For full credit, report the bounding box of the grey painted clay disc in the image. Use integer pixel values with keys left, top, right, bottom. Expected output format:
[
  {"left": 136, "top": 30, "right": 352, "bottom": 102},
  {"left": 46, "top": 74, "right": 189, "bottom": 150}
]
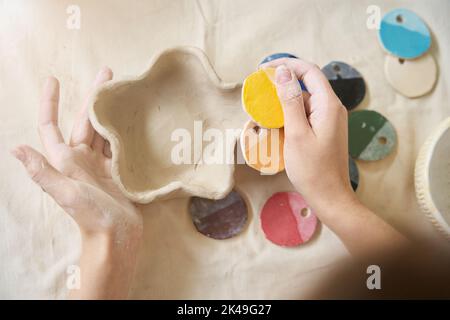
[
  {"left": 322, "top": 61, "right": 366, "bottom": 111},
  {"left": 384, "top": 53, "right": 437, "bottom": 98},
  {"left": 189, "top": 190, "right": 248, "bottom": 240},
  {"left": 349, "top": 157, "right": 359, "bottom": 191},
  {"left": 348, "top": 110, "right": 397, "bottom": 161}
]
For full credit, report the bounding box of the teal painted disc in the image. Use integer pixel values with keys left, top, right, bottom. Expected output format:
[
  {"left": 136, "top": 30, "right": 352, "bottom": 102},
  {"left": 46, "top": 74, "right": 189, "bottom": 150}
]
[
  {"left": 379, "top": 8, "right": 431, "bottom": 59},
  {"left": 348, "top": 110, "right": 397, "bottom": 161}
]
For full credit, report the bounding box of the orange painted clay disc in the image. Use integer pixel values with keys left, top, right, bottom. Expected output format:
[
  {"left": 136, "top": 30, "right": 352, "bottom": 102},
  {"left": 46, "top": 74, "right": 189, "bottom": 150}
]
[
  {"left": 242, "top": 68, "right": 284, "bottom": 129},
  {"left": 240, "top": 120, "right": 285, "bottom": 175}
]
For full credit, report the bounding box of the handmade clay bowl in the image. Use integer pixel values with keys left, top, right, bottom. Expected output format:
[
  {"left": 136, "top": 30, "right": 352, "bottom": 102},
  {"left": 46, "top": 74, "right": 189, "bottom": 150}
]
[
  {"left": 415, "top": 117, "right": 450, "bottom": 240},
  {"left": 88, "top": 47, "right": 246, "bottom": 203}
]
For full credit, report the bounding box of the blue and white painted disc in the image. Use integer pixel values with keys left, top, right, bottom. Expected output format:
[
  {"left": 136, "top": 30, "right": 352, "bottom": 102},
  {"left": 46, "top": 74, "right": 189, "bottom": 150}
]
[{"left": 379, "top": 8, "right": 431, "bottom": 59}]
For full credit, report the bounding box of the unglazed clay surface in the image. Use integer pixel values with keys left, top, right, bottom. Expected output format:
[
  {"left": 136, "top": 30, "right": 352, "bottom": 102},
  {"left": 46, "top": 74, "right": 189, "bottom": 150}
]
[
  {"left": 89, "top": 47, "right": 247, "bottom": 203},
  {"left": 415, "top": 117, "right": 450, "bottom": 239},
  {"left": 384, "top": 53, "right": 437, "bottom": 98}
]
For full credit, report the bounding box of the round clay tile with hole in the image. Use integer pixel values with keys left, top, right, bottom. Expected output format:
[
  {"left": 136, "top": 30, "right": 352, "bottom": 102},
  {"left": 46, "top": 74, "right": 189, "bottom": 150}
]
[
  {"left": 242, "top": 68, "right": 285, "bottom": 129},
  {"left": 259, "top": 53, "right": 307, "bottom": 91},
  {"left": 384, "top": 53, "right": 437, "bottom": 98},
  {"left": 189, "top": 190, "right": 248, "bottom": 240},
  {"left": 261, "top": 192, "right": 318, "bottom": 247},
  {"left": 240, "top": 120, "right": 285, "bottom": 175},
  {"left": 379, "top": 8, "right": 431, "bottom": 59},
  {"left": 321, "top": 61, "right": 366, "bottom": 111},
  {"left": 348, "top": 110, "right": 397, "bottom": 161}
]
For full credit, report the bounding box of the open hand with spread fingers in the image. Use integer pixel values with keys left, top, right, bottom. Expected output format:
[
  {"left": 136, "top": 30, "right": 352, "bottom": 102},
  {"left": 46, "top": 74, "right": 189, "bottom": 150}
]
[{"left": 12, "top": 68, "right": 143, "bottom": 299}]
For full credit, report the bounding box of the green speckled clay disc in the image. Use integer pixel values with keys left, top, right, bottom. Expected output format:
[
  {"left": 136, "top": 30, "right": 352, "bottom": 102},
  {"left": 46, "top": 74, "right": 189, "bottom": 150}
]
[{"left": 348, "top": 110, "right": 397, "bottom": 161}]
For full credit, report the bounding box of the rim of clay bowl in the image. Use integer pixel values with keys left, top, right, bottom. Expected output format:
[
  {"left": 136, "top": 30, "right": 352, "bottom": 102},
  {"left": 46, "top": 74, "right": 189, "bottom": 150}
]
[
  {"left": 87, "top": 46, "right": 241, "bottom": 204},
  {"left": 415, "top": 117, "right": 450, "bottom": 240}
]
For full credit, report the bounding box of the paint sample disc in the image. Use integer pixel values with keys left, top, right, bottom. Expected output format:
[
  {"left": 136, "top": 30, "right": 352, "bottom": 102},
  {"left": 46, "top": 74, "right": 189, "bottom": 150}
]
[
  {"left": 379, "top": 8, "right": 431, "bottom": 59},
  {"left": 384, "top": 53, "right": 437, "bottom": 98},
  {"left": 322, "top": 61, "right": 366, "bottom": 110},
  {"left": 261, "top": 192, "right": 318, "bottom": 247},
  {"left": 240, "top": 120, "right": 285, "bottom": 175},
  {"left": 189, "top": 190, "right": 248, "bottom": 240},
  {"left": 242, "top": 68, "right": 284, "bottom": 129},
  {"left": 260, "top": 52, "right": 298, "bottom": 64},
  {"left": 348, "top": 110, "right": 397, "bottom": 161},
  {"left": 349, "top": 157, "right": 359, "bottom": 191},
  {"left": 259, "top": 53, "right": 307, "bottom": 91}
]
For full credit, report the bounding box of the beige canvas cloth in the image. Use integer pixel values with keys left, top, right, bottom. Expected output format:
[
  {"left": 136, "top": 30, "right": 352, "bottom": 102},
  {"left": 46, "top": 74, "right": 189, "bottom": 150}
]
[{"left": 0, "top": 0, "right": 449, "bottom": 299}]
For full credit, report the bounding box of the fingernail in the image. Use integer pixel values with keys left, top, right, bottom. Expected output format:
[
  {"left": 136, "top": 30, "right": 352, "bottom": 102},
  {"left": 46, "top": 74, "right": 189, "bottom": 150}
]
[
  {"left": 44, "top": 77, "right": 59, "bottom": 94},
  {"left": 95, "top": 67, "right": 112, "bottom": 83},
  {"left": 100, "top": 66, "right": 111, "bottom": 75},
  {"left": 275, "top": 65, "right": 292, "bottom": 84},
  {"left": 11, "top": 148, "right": 25, "bottom": 162},
  {"left": 45, "top": 76, "right": 57, "bottom": 88}
]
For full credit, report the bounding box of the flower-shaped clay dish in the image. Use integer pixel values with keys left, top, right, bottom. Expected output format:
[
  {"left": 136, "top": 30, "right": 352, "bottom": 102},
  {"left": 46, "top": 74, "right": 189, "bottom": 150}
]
[
  {"left": 88, "top": 47, "right": 246, "bottom": 203},
  {"left": 415, "top": 117, "right": 450, "bottom": 240}
]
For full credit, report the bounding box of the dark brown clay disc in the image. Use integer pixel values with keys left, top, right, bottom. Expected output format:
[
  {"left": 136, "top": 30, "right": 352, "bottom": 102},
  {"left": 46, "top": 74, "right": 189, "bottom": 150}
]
[{"left": 189, "top": 190, "right": 248, "bottom": 240}]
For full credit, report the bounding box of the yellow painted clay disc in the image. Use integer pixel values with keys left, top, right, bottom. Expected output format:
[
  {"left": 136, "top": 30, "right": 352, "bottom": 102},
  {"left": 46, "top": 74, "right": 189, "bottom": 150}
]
[
  {"left": 240, "top": 120, "right": 285, "bottom": 175},
  {"left": 242, "top": 68, "right": 284, "bottom": 129}
]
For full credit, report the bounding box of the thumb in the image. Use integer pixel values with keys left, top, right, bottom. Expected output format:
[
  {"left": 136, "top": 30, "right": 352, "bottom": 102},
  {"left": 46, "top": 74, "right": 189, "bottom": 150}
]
[
  {"left": 274, "top": 65, "right": 310, "bottom": 136},
  {"left": 11, "top": 145, "right": 77, "bottom": 207}
]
